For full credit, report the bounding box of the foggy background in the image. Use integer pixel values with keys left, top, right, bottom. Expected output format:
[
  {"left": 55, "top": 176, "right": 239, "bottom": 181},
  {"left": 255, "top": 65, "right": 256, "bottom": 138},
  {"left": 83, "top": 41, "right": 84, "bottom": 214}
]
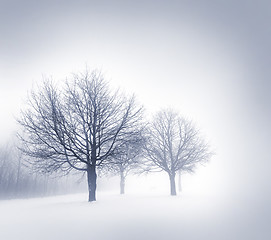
[{"left": 0, "top": 0, "right": 271, "bottom": 239}]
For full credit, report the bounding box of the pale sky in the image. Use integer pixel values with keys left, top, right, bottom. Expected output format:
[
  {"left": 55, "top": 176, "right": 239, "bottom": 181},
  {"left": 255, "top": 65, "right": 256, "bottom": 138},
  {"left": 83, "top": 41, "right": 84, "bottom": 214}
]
[{"left": 0, "top": 0, "right": 270, "bottom": 211}]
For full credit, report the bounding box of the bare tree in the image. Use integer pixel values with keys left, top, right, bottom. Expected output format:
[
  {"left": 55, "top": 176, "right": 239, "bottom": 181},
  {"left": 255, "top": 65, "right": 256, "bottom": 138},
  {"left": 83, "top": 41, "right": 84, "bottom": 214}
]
[
  {"left": 0, "top": 145, "right": 13, "bottom": 196},
  {"left": 17, "top": 70, "right": 143, "bottom": 201},
  {"left": 0, "top": 143, "right": 47, "bottom": 199},
  {"left": 103, "top": 137, "right": 143, "bottom": 194},
  {"left": 143, "top": 109, "right": 212, "bottom": 196}
]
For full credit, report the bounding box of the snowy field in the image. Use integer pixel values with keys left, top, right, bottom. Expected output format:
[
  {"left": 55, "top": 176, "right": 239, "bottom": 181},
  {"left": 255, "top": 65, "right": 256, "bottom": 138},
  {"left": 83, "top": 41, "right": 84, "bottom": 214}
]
[{"left": 0, "top": 191, "right": 269, "bottom": 240}]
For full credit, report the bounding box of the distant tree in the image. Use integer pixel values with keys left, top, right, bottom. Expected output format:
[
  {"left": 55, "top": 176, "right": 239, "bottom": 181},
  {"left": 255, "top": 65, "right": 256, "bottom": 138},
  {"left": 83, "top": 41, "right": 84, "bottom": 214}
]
[
  {"left": 0, "top": 144, "right": 46, "bottom": 199},
  {"left": 18, "top": 70, "right": 143, "bottom": 201},
  {"left": 143, "top": 109, "right": 212, "bottom": 196},
  {"left": 104, "top": 138, "right": 143, "bottom": 194},
  {"left": 0, "top": 145, "right": 13, "bottom": 195}
]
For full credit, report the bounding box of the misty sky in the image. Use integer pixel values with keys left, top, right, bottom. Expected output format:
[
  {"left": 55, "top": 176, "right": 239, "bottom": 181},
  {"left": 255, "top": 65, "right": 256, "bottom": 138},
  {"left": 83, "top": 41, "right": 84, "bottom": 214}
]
[{"left": 0, "top": 0, "right": 271, "bottom": 208}]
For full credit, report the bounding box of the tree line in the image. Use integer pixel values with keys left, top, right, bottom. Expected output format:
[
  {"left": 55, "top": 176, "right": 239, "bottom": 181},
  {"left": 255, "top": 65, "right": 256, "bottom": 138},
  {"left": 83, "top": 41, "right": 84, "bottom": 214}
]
[
  {"left": 0, "top": 144, "right": 86, "bottom": 199},
  {"left": 15, "top": 69, "right": 212, "bottom": 202}
]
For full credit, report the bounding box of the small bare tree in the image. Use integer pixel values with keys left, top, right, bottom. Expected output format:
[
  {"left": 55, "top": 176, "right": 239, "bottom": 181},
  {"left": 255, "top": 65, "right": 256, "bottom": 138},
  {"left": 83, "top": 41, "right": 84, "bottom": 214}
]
[
  {"left": 18, "top": 70, "right": 143, "bottom": 201},
  {"left": 104, "top": 138, "right": 143, "bottom": 194},
  {"left": 143, "top": 109, "right": 212, "bottom": 196}
]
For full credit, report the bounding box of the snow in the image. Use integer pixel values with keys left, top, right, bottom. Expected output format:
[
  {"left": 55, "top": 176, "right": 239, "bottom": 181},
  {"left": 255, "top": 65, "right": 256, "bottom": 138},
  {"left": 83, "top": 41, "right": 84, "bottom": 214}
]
[{"left": 0, "top": 191, "right": 270, "bottom": 240}]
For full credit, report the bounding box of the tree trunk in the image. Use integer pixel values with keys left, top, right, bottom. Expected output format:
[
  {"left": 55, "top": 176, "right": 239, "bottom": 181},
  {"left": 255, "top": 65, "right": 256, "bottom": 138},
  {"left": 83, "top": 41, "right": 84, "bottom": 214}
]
[
  {"left": 169, "top": 173, "right": 177, "bottom": 196},
  {"left": 87, "top": 164, "right": 97, "bottom": 202},
  {"left": 120, "top": 170, "right": 125, "bottom": 194},
  {"left": 16, "top": 155, "right": 22, "bottom": 194}
]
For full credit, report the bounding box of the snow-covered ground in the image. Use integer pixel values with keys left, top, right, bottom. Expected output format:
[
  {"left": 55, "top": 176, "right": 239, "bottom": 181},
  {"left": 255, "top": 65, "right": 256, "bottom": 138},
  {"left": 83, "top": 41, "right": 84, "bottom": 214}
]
[{"left": 0, "top": 190, "right": 269, "bottom": 240}]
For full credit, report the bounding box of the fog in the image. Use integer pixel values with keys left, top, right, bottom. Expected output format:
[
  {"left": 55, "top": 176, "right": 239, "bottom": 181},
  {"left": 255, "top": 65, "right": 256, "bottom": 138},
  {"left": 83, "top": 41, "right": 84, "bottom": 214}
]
[{"left": 0, "top": 0, "right": 271, "bottom": 239}]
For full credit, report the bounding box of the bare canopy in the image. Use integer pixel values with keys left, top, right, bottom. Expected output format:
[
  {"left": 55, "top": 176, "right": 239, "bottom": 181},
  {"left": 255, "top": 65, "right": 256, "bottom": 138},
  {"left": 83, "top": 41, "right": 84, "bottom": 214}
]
[
  {"left": 103, "top": 138, "right": 144, "bottom": 194},
  {"left": 18, "top": 70, "right": 143, "bottom": 201},
  {"left": 143, "top": 109, "right": 212, "bottom": 195}
]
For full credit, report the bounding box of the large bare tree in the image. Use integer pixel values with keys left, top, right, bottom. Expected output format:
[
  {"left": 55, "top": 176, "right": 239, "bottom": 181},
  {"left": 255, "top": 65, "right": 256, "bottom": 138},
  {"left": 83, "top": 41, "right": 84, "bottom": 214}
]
[
  {"left": 18, "top": 70, "right": 143, "bottom": 201},
  {"left": 143, "top": 109, "right": 212, "bottom": 196}
]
